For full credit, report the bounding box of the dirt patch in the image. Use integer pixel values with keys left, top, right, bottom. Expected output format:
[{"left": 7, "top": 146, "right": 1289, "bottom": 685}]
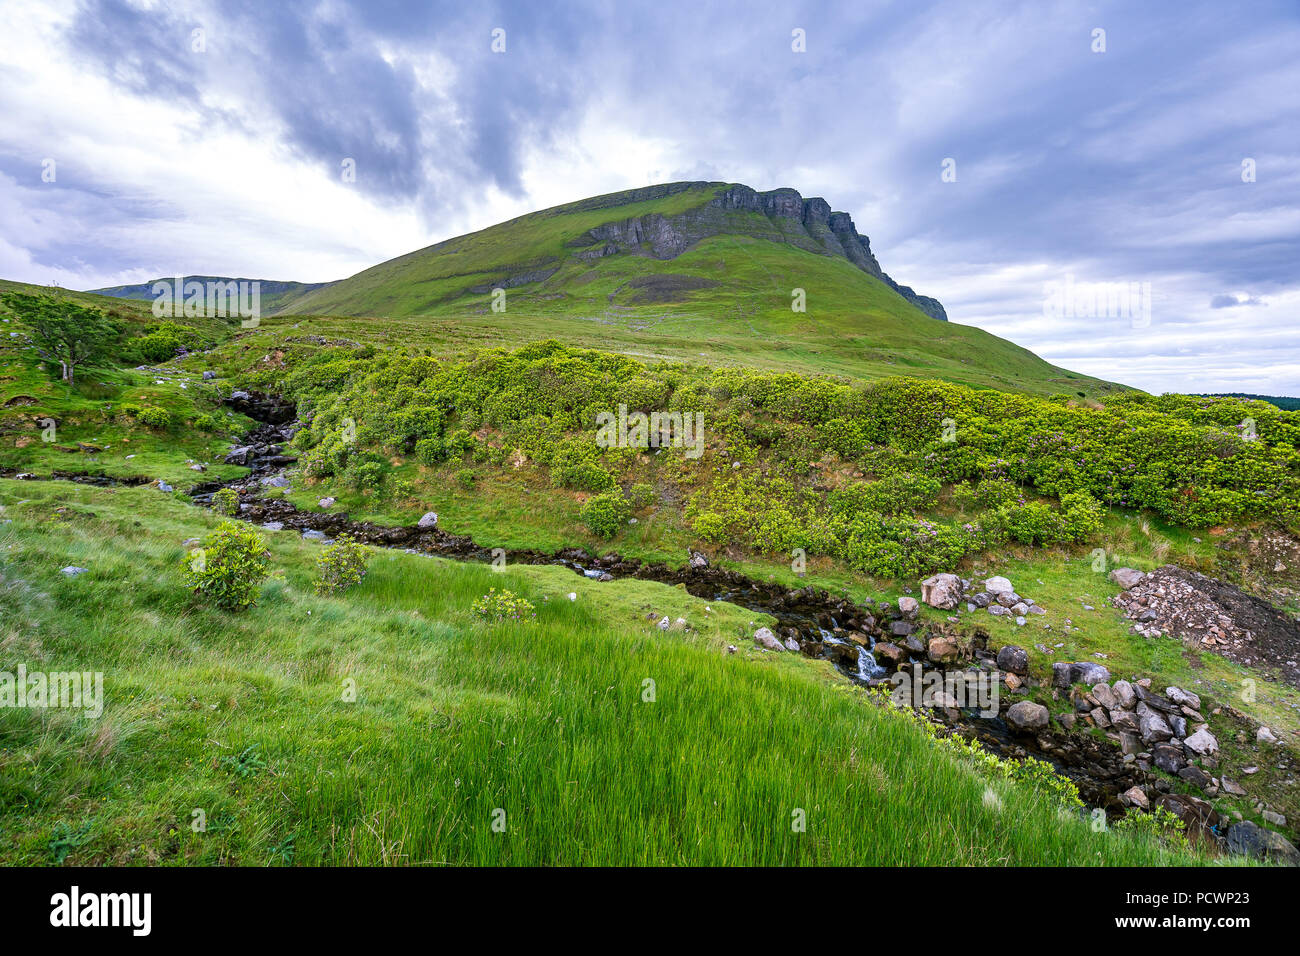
[
  {"left": 622, "top": 274, "right": 720, "bottom": 304},
  {"left": 1114, "top": 565, "right": 1300, "bottom": 686},
  {"left": 2, "top": 395, "right": 38, "bottom": 407}
]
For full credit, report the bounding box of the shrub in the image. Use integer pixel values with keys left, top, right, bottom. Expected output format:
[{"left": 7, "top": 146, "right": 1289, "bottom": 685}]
[
  {"left": 181, "top": 521, "right": 270, "bottom": 611},
  {"left": 212, "top": 487, "right": 240, "bottom": 516},
  {"left": 314, "top": 533, "right": 370, "bottom": 595},
  {"left": 472, "top": 587, "right": 536, "bottom": 623},
  {"left": 192, "top": 413, "right": 223, "bottom": 432},
  {"left": 455, "top": 468, "right": 476, "bottom": 489},
  {"left": 556, "top": 460, "right": 615, "bottom": 492},
  {"left": 1112, "top": 806, "right": 1189, "bottom": 850},
  {"left": 415, "top": 437, "right": 446, "bottom": 466},
  {"left": 581, "top": 489, "right": 631, "bottom": 538},
  {"left": 628, "top": 482, "right": 655, "bottom": 509},
  {"left": 135, "top": 406, "right": 175, "bottom": 430}
]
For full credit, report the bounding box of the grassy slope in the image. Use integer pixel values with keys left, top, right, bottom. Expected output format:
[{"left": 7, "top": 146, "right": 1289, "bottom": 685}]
[
  {"left": 277, "top": 185, "right": 1124, "bottom": 399},
  {"left": 0, "top": 479, "right": 1206, "bottom": 865}
]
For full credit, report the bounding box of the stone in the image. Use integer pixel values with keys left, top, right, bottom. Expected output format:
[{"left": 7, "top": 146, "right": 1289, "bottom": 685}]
[
  {"left": 1088, "top": 706, "right": 1110, "bottom": 729},
  {"left": 1108, "top": 567, "right": 1146, "bottom": 589},
  {"left": 302, "top": 530, "right": 327, "bottom": 541},
  {"left": 1051, "top": 662, "right": 1073, "bottom": 690},
  {"left": 203, "top": 371, "right": 216, "bottom": 380},
  {"left": 1152, "top": 744, "right": 1187, "bottom": 773},
  {"left": 1110, "top": 708, "right": 1139, "bottom": 733},
  {"left": 1226, "top": 821, "right": 1300, "bottom": 866},
  {"left": 189, "top": 463, "right": 206, "bottom": 472},
  {"left": 568, "top": 593, "right": 577, "bottom": 602},
  {"left": 782, "top": 637, "right": 800, "bottom": 651},
  {"left": 1005, "top": 700, "right": 1049, "bottom": 732},
  {"left": 753, "top": 627, "right": 784, "bottom": 652},
  {"left": 657, "top": 617, "right": 671, "bottom": 631},
  {"left": 1092, "top": 683, "right": 1117, "bottom": 709},
  {"left": 927, "top": 637, "right": 959, "bottom": 664},
  {"left": 897, "top": 596, "right": 919, "bottom": 619},
  {"left": 60, "top": 566, "right": 89, "bottom": 577},
  {"left": 260, "top": 476, "right": 289, "bottom": 488},
  {"left": 984, "top": 576, "right": 1014, "bottom": 595},
  {"left": 688, "top": 550, "right": 709, "bottom": 570},
  {"left": 418, "top": 512, "right": 439, "bottom": 530},
  {"left": 971, "top": 591, "right": 991, "bottom": 608},
  {"left": 261, "top": 522, "right": 284, "bottom": 531},
  {"left": 1112, "top": 679, "right": 1137, "bottom": 709},
  {"left": 318, "top": 497, "right": 336, "bottom": 509},
  {"left": 1184, "top": 728, "right": 1219, "bottom": 756},
  {"left": 889, "top": 619, "right": 915, "bottom": 638},
  {"left": 1121, "top": 786, "right": 1149, "bottom": 809},
  {"left": 1262, "top": 810, "right": 1287, "bottom": 827},
  {"left": 157, "top": 481, "right": 174, "bottom": 493},
  {"left": 873, "top": 642, "right": 907, "bottom": 666},
  {"left": 1220, "top": 777, "right": 1246, "bottom": 796},
  {"left": 1166, "top": 686, "right": 1201, "bottom": 710},
  {"left": 1119, "top": 731, "right": 1141, "bottom": 755},
  {"left": 995, "top": 645, "right": 1028, "bottom": 675},
  {"left": 1010, "top": 602, "right": 1029, "bottom": 616},
  {"left": 1257, "top": 726, "right": 1279, "bottom": 745},
  {"left": 1178, "top": 765, "right": 1212, "bottom": 789},
  {"left": 988, "top": 605, "right": 1011, "bottom": 616},
  {"left": 920, "top": 573, "right": 962, "bottom": 610},
  {"left": 1138, "top": 709, "right": 1174, "bottom": 744},
  {"left": 1070, "top": 661, "right": 1111, "bottom": 685}
]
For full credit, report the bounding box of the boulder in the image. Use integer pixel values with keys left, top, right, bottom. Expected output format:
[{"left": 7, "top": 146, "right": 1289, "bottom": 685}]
[
  {"left": 1138, "top": 708, "right": 1174, "bottom": 743},
  {"left": 417, "top": 511, "right": 439, "bottom": 530},
  {"left": 1005, "top": 700, "right": 1049, "bottom": 732},
  {"left": 688, "top": 550, "right": 709, "bottom": 570},
  {"left": 984, "top": 575, "right": 1014, "bottom": 595},
  {"left": 920, "top": 573, "right": 962, "bottom": 610},
  {"left": 1092, "top": 683, "right": 1117, "bottom": 709},
  {"left": 1152, "top": 744, "right": 1187, "bottom": 773},
  {"left": 1112, "top": 679, "right": 1137, "bottom": 709},
  {"left": 1184, "top": 728, "right": 1219, "bottom": 756},
  {"left": 927, "top": 637, "right": 959, "bottom": 664},
  {"left": 753, "top": 627, "right": 785, "bottom": 652},
  {"left": 1166, "top": 686, "right": 1201, "bottom": 710},
  {"left": 1051, "top": 662, "right": 1073, "bottom": 690},
  {"left": 995, "top": 645, "right": 1028, "bottom": 675},
  {"left": 1070, "top": 661, "right": 1111, "bottom": 685},
  {"left": 1108, "top": 567, "right": 1146, "bottom": 589},
  {"left": 897, "top": 596, "right": 919, "bottom": 619},
  {"left": 318, "top": 497, "right": 336, "bottom": 509},
  {"left": 873, "top": 642, "right": 907, "bottom": 666},
  {"left": 1226, "top": 821, "right": 1300, "bottom": 866},
  {"left": 1121, "top": 786, "right": 1149, "bottom": 809},
  {"left": 1257, "top": 726, "right": 1280, "bottom": 745}
]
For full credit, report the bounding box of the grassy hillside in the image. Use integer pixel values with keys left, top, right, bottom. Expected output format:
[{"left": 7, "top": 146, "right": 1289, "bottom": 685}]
[
  {"left": 277, "top": 183, "right": 1125, "bottom": 398},
  {"left": 0, "top": 479, "right": 1206, "bottom": 865}
]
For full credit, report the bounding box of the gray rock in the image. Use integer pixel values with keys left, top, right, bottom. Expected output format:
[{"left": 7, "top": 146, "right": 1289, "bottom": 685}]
[
  {"left": 897, "top": 595, "right": 919, "bottom": 619},
  {"left": 996, "top": 645, "right": 1029, "bottom": 675},
  {"left": 988, "top": 604, "right": 1011, "bottom": 616},
  {"left": 1184, "top": 728, "right": 1219, "bottom": 755},
  {"left": 203, "top": 371, "right": 216, "bottom": 380},
  {"left": 1166, "top": 686, "right": 1202, "bottom": 710},
  {"left": 1070, "top": 661, "right": 1111, "bottom": 685},
  {"left": 753, "top": 627, "right": 784, "bottom": 652},
  {"left": 984, "top": 575, "right": 1014, "bottom": 595},
  {"left": 1005, "top": 700, "right": 1050, "bottom": 732},
  {"left": 1257, "top": 726, "right": 1280, "bottom": 745},
  {"left": 1108, "top": 567, "right": 1146, "bottom": 589},
  {"left": 189, "top": 463, "right": 206, "bottom": 472},
  {"left": 1113, "top": 679, "right": 1137, "bottom": 708},
  {"left": 1051, "top": 662, "right": 1073, "bottom": 690},
  {"left": 418, "top": 511, "right": 439, "bottom": 530},
  {"left": 1220, "top": 777, "right": 1246, "bottom": 796},
  {"left": 688, "top": 550, "right": 709, "bottom": 570},
  {"left": 260, "top": 476, "right": 289, "bottom": 488},
  {"left": 318, "top": 497, "right": 336, "bottom": 509},
  {"left": 1138, "top": 709, "right": 1174, "bottom": 743},
  {"left": 1226, "top": 821, "right": 1299, "bottom": 865},
  {"left": 920, "top": 573, "right": 962, "bottom": 610},
  {"left": 302, "top": 530, "right": 327, "bottom": 541},
  {"left": 1092, "top": 683, "right": 1117, "bottom": 709},
  {"left": 60, "top": 566, "right": 89, "bottom": 577}
]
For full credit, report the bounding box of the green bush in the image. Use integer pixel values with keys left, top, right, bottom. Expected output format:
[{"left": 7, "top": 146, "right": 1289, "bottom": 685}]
[
  {"left": 628, "top": 482, "right": 655, "bottom": 509},
  {"left": 472, "top": 587, "right": 536, "bottom": 623},
  {"left": 314, "top": 533, "right": 370, "bottom": 595},
  {"left": 455, "top": 468, "right": 476, "bottom": 489},
  {"left": 192, "top": 413, "right": 223, "bottom": 432},
  {"left": 181, "top": 521, "right": 270, "bottom": 611},
  {"left": 581, "top": 489, "right": 631, "bottom": 538},
  {"left": 415, "top": 437, "right": 446, "bottom": 466},
  {"left": 211, "top": 488, "right": 239, "bottom": 516}
]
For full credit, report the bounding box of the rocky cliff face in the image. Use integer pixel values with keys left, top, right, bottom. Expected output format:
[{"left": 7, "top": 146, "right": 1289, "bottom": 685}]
[{"left": 565, "top": 182, "right": 948, "bottom": 321}]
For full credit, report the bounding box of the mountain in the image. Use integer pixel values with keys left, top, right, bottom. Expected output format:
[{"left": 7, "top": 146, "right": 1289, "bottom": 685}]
[
  {"left": 276, "top": 181, "right": 1124, "bottom": 397},
  {"left": 88, "top": 276, "right": 333, "bottom": 315}
]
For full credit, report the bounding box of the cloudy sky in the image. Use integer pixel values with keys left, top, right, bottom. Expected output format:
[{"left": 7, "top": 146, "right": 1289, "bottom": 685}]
[{"left": 1, "top": 0, "right": 1297, "bottom": 394}]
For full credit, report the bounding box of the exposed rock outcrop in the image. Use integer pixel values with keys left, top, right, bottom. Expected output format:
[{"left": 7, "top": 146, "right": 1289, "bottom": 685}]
[{"left": 565, "top": 182, "right": 948, "bottom": 321}]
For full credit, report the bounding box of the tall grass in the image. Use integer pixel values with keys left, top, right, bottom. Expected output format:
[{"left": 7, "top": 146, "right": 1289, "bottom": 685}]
[{"left": 0, "top": 480, "right": 1210, "bottom": 865}]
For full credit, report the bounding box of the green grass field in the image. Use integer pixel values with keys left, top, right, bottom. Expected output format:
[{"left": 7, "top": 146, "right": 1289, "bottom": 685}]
[{"left": 0, "top": 480, "right": 1211, "bottom": 865}]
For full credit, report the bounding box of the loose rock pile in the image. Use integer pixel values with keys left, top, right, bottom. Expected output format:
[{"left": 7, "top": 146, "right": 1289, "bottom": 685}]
[
  {"left": 921, "top": 572, "right": 1047, "bottom": 626},
  {"left": 1111, "top": 565, "right": 1300, "bottom": 687}
]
